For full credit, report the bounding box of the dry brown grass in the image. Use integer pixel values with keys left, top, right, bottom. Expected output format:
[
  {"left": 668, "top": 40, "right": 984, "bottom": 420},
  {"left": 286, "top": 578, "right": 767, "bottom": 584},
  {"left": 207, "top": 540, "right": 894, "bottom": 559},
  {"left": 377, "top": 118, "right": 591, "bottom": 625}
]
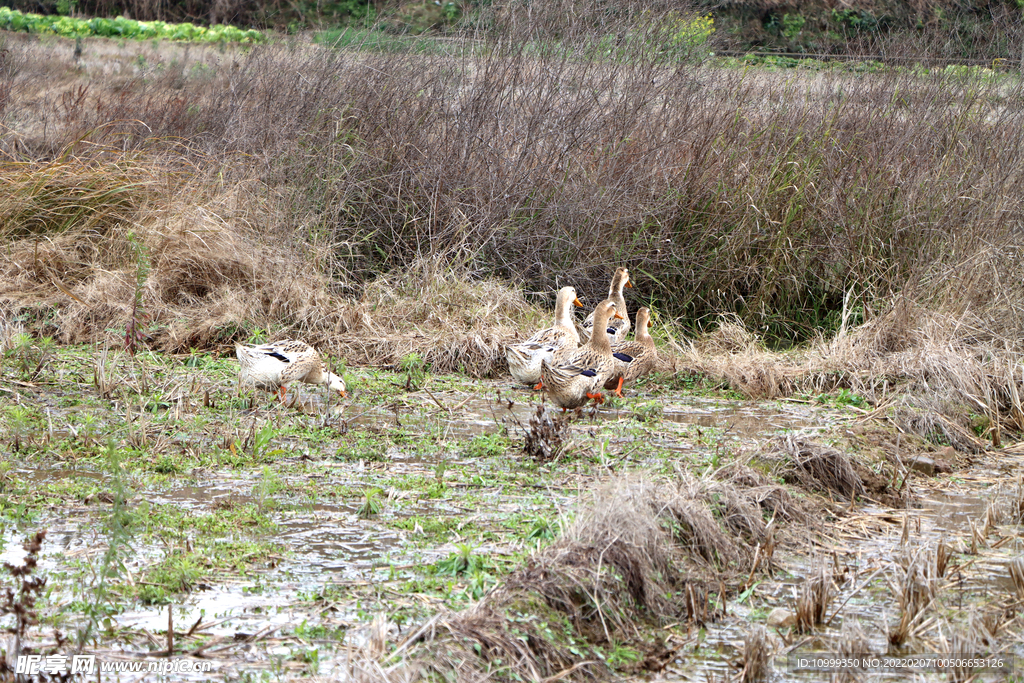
[
  {"left": 2, "top": 20, "right": 1023, "bottom": 416},
  {"left": 829, "top": 620, "right": 870, "bottom": 683},
  {"left": 763, "top": 436, "right": 867, "bottom": 503},
  {"left": 3, "top": 28, "right": 1023, "bottom": 351},
  {"left": 738, "top": 625, "right": 772, "bottom": 683},
  {"left": 1009, "top": 557, "right": 1024, "bottom": 601},
  {"left": 0, "top": 152, "right": 538, "bottom": 374},
  {"left": 680, "top": 302, "right": 1024, "bottom": 451},
  {"left": 348, "top": 257, "right": 535, "bottom": 376},
  {"left": 795, "top": 566, "right": 835, "bottom": 633},
  {"left": 522, "top": 403, "right": 571, "bottom": 462},
  {"left": 355, "top": 470, "right": 807, "bottom": 682},
  {"left": 887, "top": 547, "right": 939, "bottom": 647}
]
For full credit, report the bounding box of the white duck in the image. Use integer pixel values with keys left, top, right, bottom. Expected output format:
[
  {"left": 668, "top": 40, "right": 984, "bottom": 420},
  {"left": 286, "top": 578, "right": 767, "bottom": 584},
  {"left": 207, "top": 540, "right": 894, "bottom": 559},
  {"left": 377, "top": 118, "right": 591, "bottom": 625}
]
[
  {"left": 235, "top": 339, "right": 347, "bottom": 403},
  {"left": 580, "top": 267, "right": 632, "bottom": 343},
  {"left": 506, "top": 286, "right": 584, "bottom": 386}
]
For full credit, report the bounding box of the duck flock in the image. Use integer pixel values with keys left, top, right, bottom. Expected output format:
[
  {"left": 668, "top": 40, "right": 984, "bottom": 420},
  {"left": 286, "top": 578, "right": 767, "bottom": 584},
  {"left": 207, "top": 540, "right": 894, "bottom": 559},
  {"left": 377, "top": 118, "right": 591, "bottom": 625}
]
[
  {"left": 232, "top": 268, "right": 655, "bottom": 410},
  {"left": 506, "top": 268, "right": 656, "bottom": 409}
]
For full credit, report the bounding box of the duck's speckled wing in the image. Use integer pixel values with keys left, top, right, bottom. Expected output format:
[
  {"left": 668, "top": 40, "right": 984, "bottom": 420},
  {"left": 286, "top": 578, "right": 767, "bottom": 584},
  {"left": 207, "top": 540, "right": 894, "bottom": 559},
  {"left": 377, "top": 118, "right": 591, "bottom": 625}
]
[
  {"left": 507, "top": 326, "right": 578, "bottom": 385},
  {"left": 540, "top": 346, "right": 618, "bottom": 409},
  {"left": 235, "top": 339, "right": 322, "bottom": 389},
  {"left": 604, "top": 340, "right": 657, "bottom": 389}
]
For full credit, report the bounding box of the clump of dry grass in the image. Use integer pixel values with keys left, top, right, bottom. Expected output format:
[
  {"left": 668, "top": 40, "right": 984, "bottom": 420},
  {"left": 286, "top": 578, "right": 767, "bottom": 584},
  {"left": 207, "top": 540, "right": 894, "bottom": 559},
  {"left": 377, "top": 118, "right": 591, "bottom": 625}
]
[
  {"left": 684, "top": 302, "right": 1024, "bottom": 452},
  {"left": 830, "top": 620, "right": 870, "bottom": 683},
  {"left": 0, "top": 154, "right": 538, "bottom": 374},
  {"left": 368, "top": 470, "right": 800, "bottom": 682},
  {"left": 713, "top": 461, "right": 807, "bottom": 526},
  {"left": 0, "top": 313, "right": 25, "bottom": 354},
  {"left": 346, "top": 256, "right": 534, "bottom": 376},
  {"left": 738, "top": 625, "right": 772, "bottom": 683},
  {"left": 1008, "top": 557, "right": 1024, "bottom": 600},
  {"left": 0, "top": 156, "right": 147, "bottom": 240},
  {"left": 795, "top": 566, "right": 835, "bottom": 633},
  {"left": 763, "top": 436, "right": 867, "bottom": 503},
  {"left": 945, "top": 630, "right": 983, "bottom": 683},
  {"left": 1006, "top": 478, "right": 1024, "bottom": 525},
  {"left": 887, "top": 549, "right": 939, "bottom": 647},
  {"left": 681, "top": 316, "right": 795, "bottom": 399},
  {"left": 0, "top": 155, "right": 354, "bottom": 348},
  {"left": 6, "top": 24, "right": 1024, "bottom": 345},
  {"left": 522, "top": 403, "right": 571, "bottom": 462}
]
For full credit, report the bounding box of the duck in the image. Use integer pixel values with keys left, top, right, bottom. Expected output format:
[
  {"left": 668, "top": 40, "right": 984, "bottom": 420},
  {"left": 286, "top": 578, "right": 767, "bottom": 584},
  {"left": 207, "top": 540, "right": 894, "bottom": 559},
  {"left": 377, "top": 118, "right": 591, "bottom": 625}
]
[
  {"left": 235, "top": 339, "right": 347, "bottom": 403},
  {"left": 580, "top": 267, "right": 632, "bottom": 344},
  {"left": 540, "top": 299, "right": 624, "bottom": 409},
  {"left": 506, "top": 286, "right": 584, "bottom": 386},
  {"left": 604, "top": 307, "right": 658, "bottom": 397}
]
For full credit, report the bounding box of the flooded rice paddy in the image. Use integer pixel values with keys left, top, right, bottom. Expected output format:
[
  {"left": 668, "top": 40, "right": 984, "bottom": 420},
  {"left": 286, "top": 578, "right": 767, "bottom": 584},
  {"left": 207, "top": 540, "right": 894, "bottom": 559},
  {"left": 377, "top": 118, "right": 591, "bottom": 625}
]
[{"left": 1, "top": 347, "right": 1022, "bottom": 681}]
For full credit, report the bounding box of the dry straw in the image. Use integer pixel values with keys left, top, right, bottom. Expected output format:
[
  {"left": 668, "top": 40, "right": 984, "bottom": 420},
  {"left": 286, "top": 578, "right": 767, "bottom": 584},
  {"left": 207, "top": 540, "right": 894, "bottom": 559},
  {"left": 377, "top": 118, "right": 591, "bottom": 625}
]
[
  {"left": 2, "top": 8, "right": 1024, "bottom": 432},
  {"left": 357, "top": 470, "right": 803, "bottom": 682}
]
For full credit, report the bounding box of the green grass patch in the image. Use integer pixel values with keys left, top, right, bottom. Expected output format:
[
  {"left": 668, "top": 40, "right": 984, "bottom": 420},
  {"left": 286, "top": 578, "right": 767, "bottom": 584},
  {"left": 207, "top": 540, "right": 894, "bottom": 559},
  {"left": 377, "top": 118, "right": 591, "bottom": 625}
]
[{"left": 0, "top": 7, "right": 263, "bottom": 42}]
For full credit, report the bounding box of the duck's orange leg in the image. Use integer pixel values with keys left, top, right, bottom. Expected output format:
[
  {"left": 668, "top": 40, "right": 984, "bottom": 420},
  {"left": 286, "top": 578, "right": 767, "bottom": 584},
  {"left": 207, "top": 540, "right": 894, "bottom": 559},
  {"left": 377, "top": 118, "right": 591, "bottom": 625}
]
[
  {"left": 277, "top": 385, "right": 287, "bottom": 403},
  {"left": 534, "top": 381, "right": 544, "bottom": 391},
  {"left": 586, "top": 392, "right": 605, "bottom": 404},
  {"left": 613, "top": 376, "right": 624, "bottom": 398}
]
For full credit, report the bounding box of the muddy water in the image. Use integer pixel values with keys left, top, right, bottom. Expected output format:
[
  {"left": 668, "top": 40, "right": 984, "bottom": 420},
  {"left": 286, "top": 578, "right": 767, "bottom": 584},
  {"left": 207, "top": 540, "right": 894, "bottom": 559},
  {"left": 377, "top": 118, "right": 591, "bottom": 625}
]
[
  {"left": 334, "top": 392, "right": 834, "bottom": 444},
  {"left": 665, "top": 484, "right": 1021, "bottom": 681},
  {"left": 7, "top": 387, "right": 1010, "bottom": 682}
]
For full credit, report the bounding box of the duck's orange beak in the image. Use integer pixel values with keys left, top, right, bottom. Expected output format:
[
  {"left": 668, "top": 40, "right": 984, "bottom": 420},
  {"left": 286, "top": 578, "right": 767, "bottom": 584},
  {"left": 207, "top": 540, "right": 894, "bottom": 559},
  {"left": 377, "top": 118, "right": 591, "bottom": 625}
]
[
  {"left": 338, "top": 389, "right": 348, "bottom": 398},
  {"left": 613, "top": 311, "right": 625, "bottom": 320},
  {"left": 625, "top": 279, "right": 633, "bottom": 289},
  {"left": 573, "top": 297, "right": 583, "bottom": 307}
]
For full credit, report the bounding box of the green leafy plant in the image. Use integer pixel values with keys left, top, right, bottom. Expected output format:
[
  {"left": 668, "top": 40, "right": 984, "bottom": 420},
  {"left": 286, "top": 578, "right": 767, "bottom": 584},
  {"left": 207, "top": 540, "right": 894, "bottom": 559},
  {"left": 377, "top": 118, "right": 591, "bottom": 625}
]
[
  {"left": 463, "top": 432, "right": 511, "bottom": 458},
  {"left": 436, "top": 543, "right": 492, "bottom": 577},
  {"left": 76, "top": 439, "right": 134, "bottom": 645},
  {"left": 254, "top": 466, "right": 285, "bottom": 510},
  {"left": 138, "top": 552, "right": 205, "bottom": 604},
  {"left": 357, "top": 488, "right": 383, "bottom": 518},
  {"left": 526, "top": 516, "right": 556, "bottom": 541},
  {"left": 465, "top": 566, "right": 496, "bottom": 599},
  {"left": 815, "top": 388, "right": 868, "bottom": 408},
  {"left": 780, "top": 13, "right": 805, "bottom": 40},
  {"left": 0, "top": 8, "right": 264, "bottom": 43},
  {"left": 399, "top": 352, "right": 428, "bottom": 391},
  {"left": 832, "top": 8, "right": 879, "bottom": 33},
  {"left": 3, "top": 405, "right": 38, "bottom": 452},
  {"left": 3, "top": 333, "right": 54, "bottom": 380},
  {"left": 667, "top": 13, "right": 714, "bottom": 54},
  {"left": 247, "top": 422, "right": 286, "bottom": 460},
  {"left": 630, "top": 401, "right": 663, "bottom": 422}
]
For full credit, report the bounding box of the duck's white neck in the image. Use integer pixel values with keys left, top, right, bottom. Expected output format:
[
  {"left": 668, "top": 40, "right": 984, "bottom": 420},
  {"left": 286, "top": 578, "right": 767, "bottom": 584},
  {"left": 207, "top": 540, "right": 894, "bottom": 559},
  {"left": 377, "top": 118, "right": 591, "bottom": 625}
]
[
  {"left": 554, "top": 293, "right": 576, "bottom": 329},
  {"left": 589, "top": 307, "right": 615, "bottom": 352}
]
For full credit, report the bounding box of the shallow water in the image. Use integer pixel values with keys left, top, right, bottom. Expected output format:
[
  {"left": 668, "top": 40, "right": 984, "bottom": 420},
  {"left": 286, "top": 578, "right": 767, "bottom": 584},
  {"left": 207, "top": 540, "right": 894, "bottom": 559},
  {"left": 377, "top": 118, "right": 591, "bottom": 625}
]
[{"left": 4, "top": 380, "right": 1019, "bottom": 682}]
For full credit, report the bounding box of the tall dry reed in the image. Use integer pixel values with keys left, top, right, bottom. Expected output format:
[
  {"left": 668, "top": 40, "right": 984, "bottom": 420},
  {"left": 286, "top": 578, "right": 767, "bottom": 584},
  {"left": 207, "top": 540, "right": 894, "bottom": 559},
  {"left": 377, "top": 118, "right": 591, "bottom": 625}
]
[{"left": 1, "top": 13, "right": 1022, "bottom": 351}]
